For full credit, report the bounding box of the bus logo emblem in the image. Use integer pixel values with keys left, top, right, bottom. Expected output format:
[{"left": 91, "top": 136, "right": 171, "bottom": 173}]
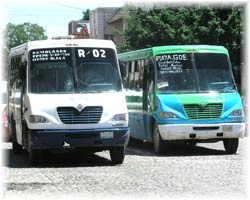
[
  {"left": 76, "top": 104, "right": 84, "bottom": 112},
  {"left": 200, "top": 102, "right": 207, "bottom": 108}
]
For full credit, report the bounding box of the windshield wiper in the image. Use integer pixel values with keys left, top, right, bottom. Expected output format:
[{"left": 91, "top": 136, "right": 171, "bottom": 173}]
[
  {"left": 79, "top": 88, "right": 99, "bottom": 93},
  {"left": 75, "top": 79, "right": 97, "bottom": 93},
  {"left": 219, "top": 86, "right": 236, "bottom": 93}
]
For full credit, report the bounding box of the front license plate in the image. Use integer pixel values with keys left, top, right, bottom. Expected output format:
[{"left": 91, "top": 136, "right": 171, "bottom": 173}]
[
  {"left": 100, "top": 131, "right": 114, "bottom": 139},
  {"left": 222, "top": 125, "right": 233, "bottom": 132}
]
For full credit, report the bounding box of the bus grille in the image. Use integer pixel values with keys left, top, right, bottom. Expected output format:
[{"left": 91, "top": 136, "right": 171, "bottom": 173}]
[
  {"left": 183, "top": 103, "right": 222, "bottom": 120},
  {"left": 57, "top": 106, "right": 103, "bottom": 124}
]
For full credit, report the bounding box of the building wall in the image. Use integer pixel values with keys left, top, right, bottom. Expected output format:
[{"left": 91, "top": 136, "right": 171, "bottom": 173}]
[
  {"left": 90, "top": 7, "right": 120, "bottom": 40},
  {"left": 109, "top": 18, "right": 124, "bottom": 47}
]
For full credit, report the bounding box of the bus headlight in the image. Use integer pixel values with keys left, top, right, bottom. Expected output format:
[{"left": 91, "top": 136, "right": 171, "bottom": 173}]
[
  {"left": 113, "top": 113, "right": 128, "bottom": 121},
  {"left": 230, "top": 109, "right": 244, "bottom": 117},
  {"left": 29, "top": 115, "right": 49, "bottom": 123},
  {"left": 160, "top": 111, "right": 179, "bottom": 119},
  {"left": 112, "top": 113, "right": 128, "bottom": 126}
]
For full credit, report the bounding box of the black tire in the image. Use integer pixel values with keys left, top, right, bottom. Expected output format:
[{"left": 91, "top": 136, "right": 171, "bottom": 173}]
[
  {"left": 12, "top": 138, "right": 23, "bottom": 154},
  {"left": 110, "top": 146, "right": 125, "bottom": 164},
  {"left": 187, "top": 141, "right": 197, "bottom": 146},
  {"left": 27, "top": 129, "right": 42, "bottom": 165},
  {"left": 153, "top": 122, "right": 166, "bottom": 154},
  {"left": 128, "top": 137, "right": 142, "bottom": 146},
  {"left": 11, "top": 119, "right": 22, "bottom": 154},
  {"left": 223, "top": 138, "right": 239, "bottom": 154},
  {"left": 28, "top": 148, "right": 41, "bottom": 165}
]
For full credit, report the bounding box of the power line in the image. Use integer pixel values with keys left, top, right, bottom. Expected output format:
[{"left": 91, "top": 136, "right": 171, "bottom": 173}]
[
  {"left": 56, "top": 3, "right": 85, "bottom": 11},
  {"left": 7, "top": 14, "right": 77, "bottom": 17}
]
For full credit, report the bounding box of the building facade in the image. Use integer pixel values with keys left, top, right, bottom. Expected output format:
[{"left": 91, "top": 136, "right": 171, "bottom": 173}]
[
  {"left": 107, "top": 8, "right": 124, "bottom": 47},
  {"left": 68, "top": 7, "right": 124, "bottom": 48},
  {"left": 90, "top": 7, "right": 124, "bottom": 47}
]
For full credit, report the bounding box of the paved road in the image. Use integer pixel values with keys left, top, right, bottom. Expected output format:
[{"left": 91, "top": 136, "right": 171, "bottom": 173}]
[{"left": 2, "top": 138, "right": 249, "bottom": 200}]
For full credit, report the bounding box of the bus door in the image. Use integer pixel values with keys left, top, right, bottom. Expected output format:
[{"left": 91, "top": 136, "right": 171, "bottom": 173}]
[{"left": 126, "top": 60, "right": 145, "bottom": 140}]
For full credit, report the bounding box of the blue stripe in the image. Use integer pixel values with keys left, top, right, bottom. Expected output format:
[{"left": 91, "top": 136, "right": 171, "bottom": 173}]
[{"left": 153, "top": 92, "right": 244, "bottom": 124}]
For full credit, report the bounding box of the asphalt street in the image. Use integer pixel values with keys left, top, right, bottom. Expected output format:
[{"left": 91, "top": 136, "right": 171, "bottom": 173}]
[{"left": 2, "top": 138, "right": 249, "bottom": 200}]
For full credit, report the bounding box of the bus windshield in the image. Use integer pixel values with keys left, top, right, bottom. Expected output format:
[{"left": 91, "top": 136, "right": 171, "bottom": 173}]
[
  {"left": 156, "top": 53, "right": 235, "bottom": 94},
  {"left": 29, "top": 47, "right": 121, "bottom": 94}
]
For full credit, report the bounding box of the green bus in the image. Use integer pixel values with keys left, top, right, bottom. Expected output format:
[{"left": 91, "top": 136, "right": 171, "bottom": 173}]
[{"left": 118, "top": 45, "right": 245, "bottom": 154}]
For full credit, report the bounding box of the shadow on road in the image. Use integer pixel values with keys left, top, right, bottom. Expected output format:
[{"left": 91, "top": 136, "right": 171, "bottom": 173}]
[
  {"left": 3, "top": 140, "right": 231, "bottom": 169},
  {"left": 126, "top": 139, "right": 229, "bottom": 157},
  {"left": 3, "top": 146, "right": 114, "bottom": 169}
]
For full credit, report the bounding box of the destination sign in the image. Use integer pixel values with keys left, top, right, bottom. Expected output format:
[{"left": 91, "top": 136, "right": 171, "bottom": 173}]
[
  {"left": 77, "top": 49, "right": 107, "bottom": 58},
  {"left": 31, "top": 49, "right": 71, "bottom": 62},
  {"left": 156, "top": 54, "right": 190, "bottom": 74}
]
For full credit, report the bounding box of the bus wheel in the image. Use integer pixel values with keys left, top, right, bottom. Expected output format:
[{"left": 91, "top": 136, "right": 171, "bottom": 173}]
[
  {"left": 110, "top": 146, "right": 125, "bottom": 164},
  {"left": 153, "top": 123, "right": 165, "bottom": 154},
  {"left": 27, "top": 130, "right": 42, "bottom": 165},
  {"left": 223, "top": 138, "right": 239, "bottom": 154},
  {"left": 186, "top": 141, "right": 197, "bottom": 146},
  {"left": 28, "top": 149, "right": 41, "bottom": 165},
  {"left": 11, "top": 120, "right": 22, "bottom": 154}
]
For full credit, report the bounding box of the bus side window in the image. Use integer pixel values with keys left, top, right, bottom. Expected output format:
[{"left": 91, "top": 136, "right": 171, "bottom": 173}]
[
  {"left": 125, "top": 62, "right": 129, "bottom": 89},
  {"left": 10, "top": 56, "right": 24, "bottom": 91},
  {"left": 136, "top": 60, "right": 144, "bottom": 91},
  {"left": 134, "top": 60, "right": 140, "bottom": 90},
  {"left": 119, "top": 60, "right": 126, "bottom": 78},
  {"left": 17, "top": 56, "right": 27, "bottom": 89},
  {"left": 20, "top": 61, "right": 27, "bottom": 81},
  {"left": 9, "top": 59, "right": 14, "bottom": 96},
  {"left": 128, "top": 61, "right": 134, "bottom": 90}
]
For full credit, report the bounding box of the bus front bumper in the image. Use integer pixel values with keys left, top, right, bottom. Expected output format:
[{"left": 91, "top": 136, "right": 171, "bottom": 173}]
[
  {"left": 29, "top": 128, "right": 130, "bottom": 150},
  {"left": 158, "top": 123, "right": 245, "bottom": 140}
]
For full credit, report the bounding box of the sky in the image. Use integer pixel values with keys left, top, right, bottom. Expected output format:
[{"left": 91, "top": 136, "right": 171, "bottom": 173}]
[
  {"left": 3, "top": 0, "right": 249, "bottom": 39},
  {"left": 2, "top": 0, "right": 128, "bottom": 39}
]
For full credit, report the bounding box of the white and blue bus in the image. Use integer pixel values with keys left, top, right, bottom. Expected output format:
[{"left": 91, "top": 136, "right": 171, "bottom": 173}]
[
  {"left": 8, "top": 39, "right": 129, "bottom": 164},
  {"left": 118, "top": 45, "right": 245, "bottom": 154}
]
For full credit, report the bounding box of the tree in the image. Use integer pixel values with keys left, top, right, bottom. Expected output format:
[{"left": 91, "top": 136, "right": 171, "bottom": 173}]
[
  {"left": 121, "top": 6, "right": 243, "bottom": 66},
  {"left": 2, "top": 22, "right": 47, "bottom": 80},
  {"left": 4, "top": 22, "right": 47, "bottom": 52}
]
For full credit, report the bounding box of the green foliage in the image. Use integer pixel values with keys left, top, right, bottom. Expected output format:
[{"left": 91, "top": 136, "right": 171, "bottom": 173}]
[
  {"left": 2, "top": 23, "right": 47, "bottom": 80},
  {"left": 4, "top": 22, "right": 47, "bottom": 52},
  {"left": 121, "top": 6, "right": 243, "bottom": 66}
]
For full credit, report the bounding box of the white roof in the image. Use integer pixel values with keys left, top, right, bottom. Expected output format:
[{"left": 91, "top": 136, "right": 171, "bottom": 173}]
[{"left": 10, "top": 39, "right": 116, "bottom": 56}]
